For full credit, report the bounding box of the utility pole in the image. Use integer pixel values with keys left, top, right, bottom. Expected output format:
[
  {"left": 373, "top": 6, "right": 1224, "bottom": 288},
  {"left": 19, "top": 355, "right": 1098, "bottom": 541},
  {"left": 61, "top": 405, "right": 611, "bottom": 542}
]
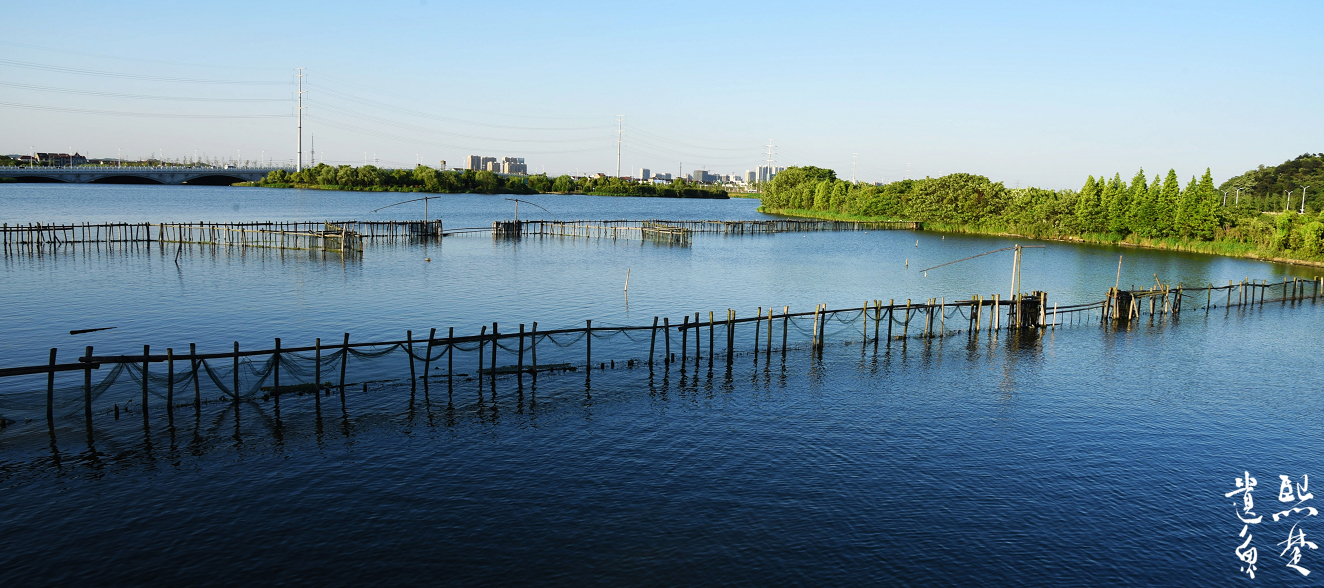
[
  {"left": 310, "top": 135, "right": 315, "bottom": 166},
  {"left": 1303, "top": 186, "right": 1311, "bottom": 214},
  {"left": 295, "top": 67, "right": 305, "bottom": 172},
  {"left": 852, "top": 153, "right": 858, "bottom": 183},
  {"left": 615, "top": 115, "right": 624, "bottom": 177}
]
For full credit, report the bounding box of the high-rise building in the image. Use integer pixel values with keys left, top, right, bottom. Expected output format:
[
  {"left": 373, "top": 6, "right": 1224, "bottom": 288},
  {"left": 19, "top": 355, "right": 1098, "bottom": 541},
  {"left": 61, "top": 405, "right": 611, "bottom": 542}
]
[
  {"left": 692, "top": 170, "right": 711, "bottom": 183},
  {"left": 638, "top": 168, "right": 650, "bottom": 181},
  {"left": 481, "top": 157, "right": 498, "bottom": 171},
  {"left": 438, "top": 160, "right": 446, "bottom": 170},
  {"left": 756, "top": 165, "right": 786, "bottom": 183},
  {"left": 466, "top": 155, "right": 483, "bottom": 170},
  {"left": 745, "top": 170, "right": 756, "bottom": 184},
  {"left": 501, "top": 157, "right": 527, "bottom": 175}
]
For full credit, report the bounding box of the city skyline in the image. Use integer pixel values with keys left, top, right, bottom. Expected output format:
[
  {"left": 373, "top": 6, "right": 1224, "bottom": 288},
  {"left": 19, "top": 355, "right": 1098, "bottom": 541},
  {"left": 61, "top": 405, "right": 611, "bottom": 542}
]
[{"left": 2, "top": 1, "right": 1321, "bottom": 189}]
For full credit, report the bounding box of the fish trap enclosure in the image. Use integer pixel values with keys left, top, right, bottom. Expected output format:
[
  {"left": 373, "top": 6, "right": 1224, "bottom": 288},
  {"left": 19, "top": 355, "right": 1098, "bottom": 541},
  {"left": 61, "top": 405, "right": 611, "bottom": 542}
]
[{"left": 2, "top": 278, "right": 1320, "bottom": 445}]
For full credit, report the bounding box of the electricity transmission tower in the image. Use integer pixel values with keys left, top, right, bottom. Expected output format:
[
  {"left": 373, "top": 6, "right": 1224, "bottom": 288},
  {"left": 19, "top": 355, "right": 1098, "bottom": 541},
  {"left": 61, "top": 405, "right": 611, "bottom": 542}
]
[
  {"left": 615, "top": 115, "right": 624, "bottom": 177},
  {"left": 295, "top": 68, "right": 305, "bottom": 171}
]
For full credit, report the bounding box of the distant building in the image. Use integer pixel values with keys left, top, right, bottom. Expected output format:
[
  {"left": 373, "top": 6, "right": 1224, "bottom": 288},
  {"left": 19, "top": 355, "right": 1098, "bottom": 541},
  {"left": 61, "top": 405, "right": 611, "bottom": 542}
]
[
  {"left": 745, "top": 170, "right": 756, "bottom": 184},
  {"left": 481, "top": 156, "right": 497, "bottom": 171},
  {"left": 466, "top": 155, "right": 483, "bottom": 170},
  {"left": 657, "top": 172, "right": 672, "bottom": 181},
  {"left": 35, "top": 152, "right": 87, "bottom": 166},
  {"left": 501, "top": 157, "right": 527, "bottom": 175},
  {"left": 692, "top": 170, "right": 711, "bottom": 183},
  {"left": 756, "top": 165, "right": 786, "bottom": 183},
  {"left": 638, "top": 168, "right": 650, "bottom": 181},
  {"left": 438, "top": 160, "right": 446, "bottom": 169}
]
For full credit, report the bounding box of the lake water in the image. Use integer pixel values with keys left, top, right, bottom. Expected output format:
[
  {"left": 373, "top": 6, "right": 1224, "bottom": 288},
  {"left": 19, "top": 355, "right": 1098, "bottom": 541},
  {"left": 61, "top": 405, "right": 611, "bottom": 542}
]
[{"left": 2, "top": 183, "right": 1322, "bottom": 586}]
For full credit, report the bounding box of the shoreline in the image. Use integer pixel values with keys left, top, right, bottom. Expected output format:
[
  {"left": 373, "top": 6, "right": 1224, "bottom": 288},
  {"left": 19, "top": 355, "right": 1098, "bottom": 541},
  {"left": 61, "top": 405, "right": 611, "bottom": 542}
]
[
  {"left": 238, "top": 182, "right": 731, "bottom": 200},
  {"left": 759, "top": 207, "right": 1324, "bottom": 270}
]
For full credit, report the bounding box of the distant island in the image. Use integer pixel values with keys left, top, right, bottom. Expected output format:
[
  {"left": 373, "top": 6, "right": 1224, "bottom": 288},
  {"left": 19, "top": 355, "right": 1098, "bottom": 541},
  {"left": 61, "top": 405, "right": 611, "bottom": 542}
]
[
  {"left": 244, "top": 164, "right": 730, "bottom": 199},
  {"left": 758, "top": 153, "right": 1324, "bottom": 266}
]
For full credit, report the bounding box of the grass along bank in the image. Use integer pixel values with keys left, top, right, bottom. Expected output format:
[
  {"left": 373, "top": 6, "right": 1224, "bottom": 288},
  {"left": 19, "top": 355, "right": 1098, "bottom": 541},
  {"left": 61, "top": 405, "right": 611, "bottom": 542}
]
[{"left": 759, "top": 206, "right": 1324, "bottom": 268}]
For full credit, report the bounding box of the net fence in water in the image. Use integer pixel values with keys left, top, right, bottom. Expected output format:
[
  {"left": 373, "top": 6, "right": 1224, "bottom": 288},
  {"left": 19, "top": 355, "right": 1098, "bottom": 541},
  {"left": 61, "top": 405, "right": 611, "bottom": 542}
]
[{"left": 5, "top": 277, "right": 1319, "bottom": 435}]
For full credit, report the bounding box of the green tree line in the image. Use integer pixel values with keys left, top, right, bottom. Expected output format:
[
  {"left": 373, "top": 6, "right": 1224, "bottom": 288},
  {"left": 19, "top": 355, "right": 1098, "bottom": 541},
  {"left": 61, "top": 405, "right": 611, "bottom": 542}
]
[
  {"left": 761, "top": 162, "right": 1324, "bottom": 257},
  {"left": 257, "top": 164, "right": 727, "bottom": 199}
]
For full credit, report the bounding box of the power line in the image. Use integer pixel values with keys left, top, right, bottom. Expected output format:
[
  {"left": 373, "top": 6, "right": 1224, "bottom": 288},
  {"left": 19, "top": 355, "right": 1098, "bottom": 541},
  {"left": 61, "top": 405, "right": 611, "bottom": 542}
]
[
  {"left": 0, "top": 101, "right": 290, "bottom": 118},
  {"left": 0, "top": 40, "right": 290, "bottom": 71},
  {"left": 305, "top": 115, "right": 607, "bottom": 155},
  {"left": 306, "top": 83, "right": 609, "bottom": 131},
  {"left": 0, "top": 59, "right": 289, "bottom": 85},
  {"left": 0, "top": 80, "right": 286, "bottom": 102},
  {"left": 307, "top": 100, "right": 606, "bottom": 144}
]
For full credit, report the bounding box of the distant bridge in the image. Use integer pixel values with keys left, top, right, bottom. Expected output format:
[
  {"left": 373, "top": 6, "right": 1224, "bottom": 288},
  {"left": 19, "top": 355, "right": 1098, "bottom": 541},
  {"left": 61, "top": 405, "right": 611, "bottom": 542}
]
[{"left": 0, "top": 166, "right": 290, "bottom": 185}]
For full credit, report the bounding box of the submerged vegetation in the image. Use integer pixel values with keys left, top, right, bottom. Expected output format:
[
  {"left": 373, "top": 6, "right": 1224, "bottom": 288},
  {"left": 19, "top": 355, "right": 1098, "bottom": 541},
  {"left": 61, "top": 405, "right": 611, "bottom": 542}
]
[
  {"left": 760, "top": 154, "right": 1324, "bottom": 265},
  {"left": 246, "top": 164, "right": 728, "bottom": 199}
]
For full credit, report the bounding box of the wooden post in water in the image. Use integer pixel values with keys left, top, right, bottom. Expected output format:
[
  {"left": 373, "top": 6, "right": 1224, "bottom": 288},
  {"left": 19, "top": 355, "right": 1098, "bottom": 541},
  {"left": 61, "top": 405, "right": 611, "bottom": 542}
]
[
  {"left": 425, "top": 328, "right": 437, "bottom": 392},
  {"left": 886, "top": 300, "right": 894, "bottom": 344},
  {"left": 585, "top": 320, "right": 591, "bottom": 371},
  {"left": 521, "top": 324, "right": 532, "bottom": 378},
  {"left": 681, "top": 316, "right": 689, "bottom": 365},
  {"left": 940, "top": 298, "right": 946, "bottom": 336},
  {"left": 406, "top": 331, "right": 416, "bottom": 389},
  {"left": 477, "top": 326, "right": 486, "bottom": 378},
  {"left": 695, "top": 312, "right": 703, "bottom": 367},
  {"left": 142, "top": 344, "right": 150, "bottom": 417},
  {"left": 649, "top": 317, "right": 658, "bottom": 369},
  {"left": 448, "top": 327, "right": 456, "bottom": 393},
  {"left": 490, "top": 323, "right": 499, "bottom": 378},
  {"left": 339, "top": 333, "right": 350, "bottom": 394},
  {"left": 862, "top": 302, "right": 869, "bottom": 343},
  {"left": 767, "top": 307, "right": 775, "bottom": 360},
  {"left": 663, "top": 317, "right": 671, "bottom": 366},
  {"left": 726, "top": 310, "right": 735, "bottom": 365},
  {"left": 166, "top": 347, "right": 174, "bottom": 422},
  {"left": 191, "top": 343, "right": 200, "bottom": 410},
  {"left": 233, "top": 342, "right": 241, "bottom": 402},
  {"left": 902, "top": 300, "right": 911, "bottom": 340},
  {"left": 754, "top": 307, "right": 762, "bottom": 357},
  {"left": 314, "top": 338, "right": 322, "bottom": 402},
  {"left": 517, "top": 324, "right": 525, "bottom": 376},
  {"left": 272, "top": 338, "right": 281, "bottom": 394},
  {"left": 773, "top": 307, "right": 783, "bottom": 357},
  {"left": 46, "top": 348, "right": 57, "bottom": 433},
  {"left": 83, "top": 345, "right": 94, "bottom": 432}
]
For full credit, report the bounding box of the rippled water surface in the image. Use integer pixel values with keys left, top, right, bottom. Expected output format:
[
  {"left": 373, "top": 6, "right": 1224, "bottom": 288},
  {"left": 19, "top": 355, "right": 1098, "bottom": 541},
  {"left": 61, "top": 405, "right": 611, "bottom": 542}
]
[{"left": 2, "top": 184, "right": 1323, "bottom": 586}]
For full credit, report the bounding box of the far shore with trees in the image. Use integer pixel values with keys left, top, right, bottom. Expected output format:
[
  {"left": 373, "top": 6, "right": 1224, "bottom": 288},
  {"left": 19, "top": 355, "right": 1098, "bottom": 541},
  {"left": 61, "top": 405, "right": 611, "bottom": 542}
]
[
  {"left": 758, "top": 153, "right": 1324, "bottom": 266},
  {"left": 246, "top": 164, "right": 730, "bottom": 199}
]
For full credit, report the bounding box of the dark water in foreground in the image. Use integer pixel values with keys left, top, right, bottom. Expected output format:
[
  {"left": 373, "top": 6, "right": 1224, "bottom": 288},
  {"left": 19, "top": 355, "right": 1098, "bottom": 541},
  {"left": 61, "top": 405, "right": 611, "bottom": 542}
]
[{"left": 3, "top": 185, "right": 1323, "bottom": 586}]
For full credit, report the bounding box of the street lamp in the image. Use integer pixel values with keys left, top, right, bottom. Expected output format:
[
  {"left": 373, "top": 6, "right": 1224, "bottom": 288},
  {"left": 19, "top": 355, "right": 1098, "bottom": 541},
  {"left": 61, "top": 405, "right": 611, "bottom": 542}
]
[{"left": 1303, "top": 186, "right": 1312, "bottom": 214}]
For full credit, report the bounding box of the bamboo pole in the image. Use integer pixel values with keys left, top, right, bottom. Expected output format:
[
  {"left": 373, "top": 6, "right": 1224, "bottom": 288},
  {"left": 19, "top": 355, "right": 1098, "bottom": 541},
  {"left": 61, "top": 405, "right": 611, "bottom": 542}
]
[
  {"left": 142, "top": 345, "right": 150, "bottom": 417},
  {"left": 681, "top": 315, "right": 689, "bottom": 365},
  {"left": 167, "top": 347, "right": 174, "bottom": 423},
  {"left": 649, "top": 317, "right": 658, "bottom": 369},
  {"left": 425, "top": 328, "right": 437, "bottom": 392},
  {"left": 406, "top": 331, "right": 416, "bottom": 389},
  {"left": 663, "top": 317, "right": 670, "bottom": 365},
  {"left": 83, "top": 346, "right": 94, "bottom": 433},
  {"left": 191, "top": 343, "right": 200, "bottom": 410},
  {"left": 46, "top": 348, "right": 56, "bottom": 433}
]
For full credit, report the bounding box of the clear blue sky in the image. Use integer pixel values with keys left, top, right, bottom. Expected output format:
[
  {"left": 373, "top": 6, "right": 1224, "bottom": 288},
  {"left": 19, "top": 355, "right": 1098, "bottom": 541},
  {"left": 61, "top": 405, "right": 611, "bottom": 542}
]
[{"left": 3, "top": 0, "right": 1320, "bottom": 187}]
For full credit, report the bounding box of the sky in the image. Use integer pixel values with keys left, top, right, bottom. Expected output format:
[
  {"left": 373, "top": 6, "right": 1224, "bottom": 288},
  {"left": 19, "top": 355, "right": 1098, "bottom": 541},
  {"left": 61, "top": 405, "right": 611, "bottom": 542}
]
[{"left": 2, "top": 0, "right": 1320, "bottom": 188}]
